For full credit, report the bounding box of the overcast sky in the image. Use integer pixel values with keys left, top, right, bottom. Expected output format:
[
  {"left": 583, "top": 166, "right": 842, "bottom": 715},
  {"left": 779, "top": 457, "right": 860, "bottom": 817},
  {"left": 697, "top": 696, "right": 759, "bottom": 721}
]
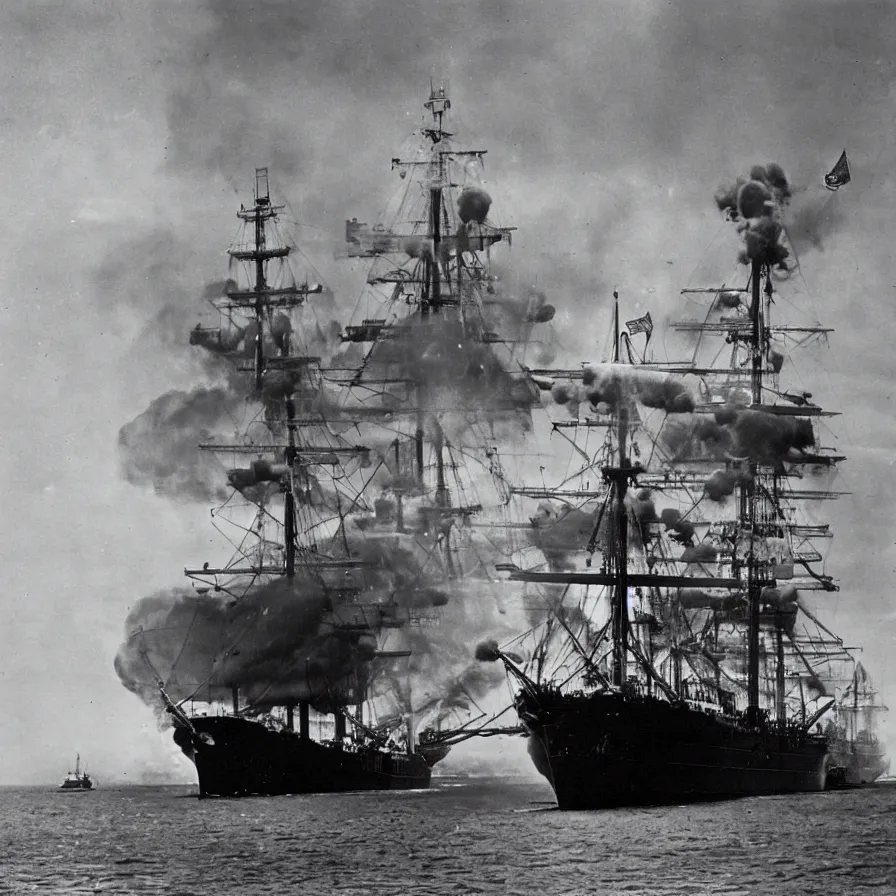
[{"left": 2, "top": 0, "right": 894, "bottom": 783}]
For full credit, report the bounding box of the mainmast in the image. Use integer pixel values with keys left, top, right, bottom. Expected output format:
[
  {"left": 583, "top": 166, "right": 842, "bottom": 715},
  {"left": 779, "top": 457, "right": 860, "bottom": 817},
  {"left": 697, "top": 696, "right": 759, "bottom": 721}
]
[
  {"left": 228, "top": 168, "right": 324, "bottom": 578},
  {"left": 744, "top": 257, "right": 764, "bottom": 723},
  {"left": 608, "top": 290, "right": 629, "bottom": 686}
]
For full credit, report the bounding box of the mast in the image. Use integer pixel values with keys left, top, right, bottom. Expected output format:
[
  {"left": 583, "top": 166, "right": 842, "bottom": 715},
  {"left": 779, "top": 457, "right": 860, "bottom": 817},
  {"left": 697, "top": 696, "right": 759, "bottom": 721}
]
[
  {"left": 602, "top": 291, "right": 657, "bottom": 688},
  {"left": 608, "top": 290, "right": 629, "bottom": 686},
  {"left": 414, "top": 84, "right": 451, "bottom": 479},
  {"left": 423, "top": 82, "right": 449, "bottom": 314},
  {"left": 775, "top": 621, "right": 786, "bottom": 722},
  {"left": 745, "top": 257, "right": 763, "bottom": 724},
  {"left": 250, "top": 169, "right": 271, "bottom": 393}
]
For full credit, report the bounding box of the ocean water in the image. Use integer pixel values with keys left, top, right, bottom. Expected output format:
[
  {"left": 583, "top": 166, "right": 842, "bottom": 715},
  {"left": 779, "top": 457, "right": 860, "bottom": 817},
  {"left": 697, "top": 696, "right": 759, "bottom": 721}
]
[{"left": 2, "top": 777, "right": 895, "bottom": 895}]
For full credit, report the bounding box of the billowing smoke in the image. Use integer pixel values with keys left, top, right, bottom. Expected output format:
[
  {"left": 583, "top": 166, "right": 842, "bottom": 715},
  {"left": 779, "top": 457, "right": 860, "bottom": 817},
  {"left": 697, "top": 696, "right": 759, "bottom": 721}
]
[
  {"left": 345, "top": 315, "right": 539, "bottom": 442},
  {"left": 116, "top": 525, "right": 507, "bottom": 714},
  {"left": 457, "top": 186, "right": 492, "bottom": 225},
  {"left": 114, "top": 577, "right": 350, "bottom": 713},
  {"left": 729, "top": 408, "right": 814, "bottom": 464},
  {"left": 549, "top": 365, "right": 694, "bottom": 416},
  {"left": 703, "top": 469, "right": 741, "bottom": 502},
  {"left": 490, "top": 288, "right": 557, "bottom": 327},
  {"left": 475, "top": 638, "right": 503, "bottom": 662},
  {"left": 659, "top": 508, "right": 695, "bottom": 544},
  {"left": 715, "top": 163, "right": 791, "bottom": 268},
  {"left": 529, "top": 501, "right": 602, "bottom": 571},
  {"left": 663, "top": 405, "right": 816, "bottom": 500},
  {"left": 118, "top": 384, "right": 248, "bottom": 503}
]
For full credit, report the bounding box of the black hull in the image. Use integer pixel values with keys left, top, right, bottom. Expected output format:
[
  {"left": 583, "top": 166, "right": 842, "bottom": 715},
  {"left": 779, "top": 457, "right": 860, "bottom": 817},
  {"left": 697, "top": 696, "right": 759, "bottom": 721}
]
[
  {"left": 174, "top": 716, "right": 431, "bottom": 797},
  {"left": 519, "top": 690, "right": 829, "bottom": 809}
]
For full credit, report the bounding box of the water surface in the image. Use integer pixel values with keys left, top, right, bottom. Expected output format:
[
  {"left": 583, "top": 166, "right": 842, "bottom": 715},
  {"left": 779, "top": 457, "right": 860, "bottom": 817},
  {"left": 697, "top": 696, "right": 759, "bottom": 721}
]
[{"left": 2, "top": 777, "right": 894, "bottom": 894}]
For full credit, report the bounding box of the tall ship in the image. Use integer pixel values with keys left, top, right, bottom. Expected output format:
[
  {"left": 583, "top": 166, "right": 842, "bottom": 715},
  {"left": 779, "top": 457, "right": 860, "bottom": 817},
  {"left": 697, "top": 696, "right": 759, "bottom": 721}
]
[
  {"left": 117, "top": 84, "right": 548, "bottom": 797},
  {"left": 59, "top": 754, "right": 93, "bottom": 791},
  {"left": 482, "top": 163, "right": 886, "bottom": 808},
  {"left": 825, "top": 662, "right": 889, "bottom": 787}
]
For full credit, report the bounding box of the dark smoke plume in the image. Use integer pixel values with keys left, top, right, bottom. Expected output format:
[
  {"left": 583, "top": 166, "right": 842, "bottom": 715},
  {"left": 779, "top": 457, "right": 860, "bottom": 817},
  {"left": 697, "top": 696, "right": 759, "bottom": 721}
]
[
  {"left": 549, "top": 366, "right": 694, "bottom": 416},
  {"left": 715, "top": 164, "right": 792, "bottom": 268},
  {"left": 475, "top": 638, "right": 503, "bottom": 662},
  {"left": 663, "top": 406, "right": 816, "bottom": 500}
]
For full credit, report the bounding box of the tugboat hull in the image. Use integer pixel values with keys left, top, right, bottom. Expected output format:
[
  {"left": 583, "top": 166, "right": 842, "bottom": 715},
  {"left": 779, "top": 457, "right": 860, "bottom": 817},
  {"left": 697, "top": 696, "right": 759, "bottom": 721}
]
[
  {"left": 174, "top": 717, "right": 431, "bottom": 797},
  {"left": 520, "top": 691, "right": 828, "bottom": 809}
]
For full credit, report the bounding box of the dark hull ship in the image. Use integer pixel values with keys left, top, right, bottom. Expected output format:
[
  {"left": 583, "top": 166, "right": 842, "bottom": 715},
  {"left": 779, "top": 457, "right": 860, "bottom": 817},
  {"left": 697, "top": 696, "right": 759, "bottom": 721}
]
[
  {"left": 143, "top": 84, "right": 541, "bottom": 797},
  {"left": 488, "top": 163, "right": 878, "bottom": 809},
  {"left": 171, "top": 713, "right": 430, "bottom": 797},
  {"left": 516, "top": 690, "right": 826, "bottom": 809}
]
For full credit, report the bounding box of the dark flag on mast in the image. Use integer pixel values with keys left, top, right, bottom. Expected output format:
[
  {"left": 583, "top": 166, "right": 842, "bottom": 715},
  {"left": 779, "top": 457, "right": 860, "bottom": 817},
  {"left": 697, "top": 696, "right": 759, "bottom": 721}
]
[
  {"left": 626, "top": 312, "right": 653, "bottom": 343},
  {"left": 824, "top": 151, "right": 851, "bottom": 191}
]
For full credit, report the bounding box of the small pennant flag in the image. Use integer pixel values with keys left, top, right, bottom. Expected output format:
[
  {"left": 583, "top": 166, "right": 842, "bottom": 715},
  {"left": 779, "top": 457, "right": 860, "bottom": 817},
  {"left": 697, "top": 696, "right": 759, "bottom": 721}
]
[
  {"left": 824, "top": 150, "right": 851, "bottom": 191},
  {"left": 626, "top": 312, "right": 653, "bottom": 342}
]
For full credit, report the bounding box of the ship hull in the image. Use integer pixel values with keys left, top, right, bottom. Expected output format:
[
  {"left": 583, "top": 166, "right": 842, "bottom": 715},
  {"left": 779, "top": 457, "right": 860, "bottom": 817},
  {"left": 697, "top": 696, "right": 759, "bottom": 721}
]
[
  {"left": 519, "top": 690, "right": 829, "bottom": 809},
  {"left": 173, "top": 716, "right": 431, "bottom": 797}
]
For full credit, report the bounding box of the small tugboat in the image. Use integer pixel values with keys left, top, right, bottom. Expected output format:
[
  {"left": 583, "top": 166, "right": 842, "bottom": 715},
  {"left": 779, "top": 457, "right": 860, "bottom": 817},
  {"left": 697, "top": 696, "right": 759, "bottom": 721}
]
[{"left": 59, "top": 754, "right": 94, "bottom": 791}]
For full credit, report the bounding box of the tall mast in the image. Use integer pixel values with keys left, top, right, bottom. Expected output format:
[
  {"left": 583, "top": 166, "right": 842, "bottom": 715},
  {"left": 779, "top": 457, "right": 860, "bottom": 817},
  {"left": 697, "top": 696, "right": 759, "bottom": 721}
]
[
  {"left": 415, "top": 83, "right": 451, "bottom": 477},
  {"left": 745, "top": 257, "right": 763, "bottom": 724},
  {"left": 422, "top": 83, "right": 449, "bottom": 317},
  {"left": 608, "top": 290, "right": 628, "bottom": 686},
  {"left": 252, "top": 169, "right": 270, "bottom": 392}
]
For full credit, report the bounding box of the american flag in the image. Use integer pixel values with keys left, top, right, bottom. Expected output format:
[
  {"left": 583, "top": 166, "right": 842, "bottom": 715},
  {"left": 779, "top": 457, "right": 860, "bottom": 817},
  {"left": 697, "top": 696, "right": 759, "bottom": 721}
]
[
  {"left": 625, "top": 312, "right": 653, "bottom": 341},
  {"left": 824, "top": 150, "right": 851, "bottom": 191}
]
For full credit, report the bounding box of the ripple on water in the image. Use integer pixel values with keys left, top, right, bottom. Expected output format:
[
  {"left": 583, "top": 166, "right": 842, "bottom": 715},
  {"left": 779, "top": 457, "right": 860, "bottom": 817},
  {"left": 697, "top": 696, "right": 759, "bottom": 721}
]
[{"left": 0, "top": 781, "right": 894, "bottom": 895}]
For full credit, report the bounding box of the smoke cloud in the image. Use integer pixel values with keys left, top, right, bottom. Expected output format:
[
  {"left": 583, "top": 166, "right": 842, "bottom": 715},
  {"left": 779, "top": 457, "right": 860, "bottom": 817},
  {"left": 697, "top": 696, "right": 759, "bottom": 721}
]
[
  {"left": 715, "top": 164, "right": 792, "bottom": 268},
  {"left": 118, "top": 385, "right": 248, "bottom": 503},
  {"left": 548, "top": 365, "right": 694, "bottom": 417}
]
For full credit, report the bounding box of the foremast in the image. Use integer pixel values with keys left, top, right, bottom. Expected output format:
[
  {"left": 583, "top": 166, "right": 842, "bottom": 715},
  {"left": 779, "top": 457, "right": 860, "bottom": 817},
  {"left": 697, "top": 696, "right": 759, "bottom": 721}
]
[
  {"left": 336, "top": 84, "right": 543, "bottom": 746},
  {"left": 181, "top": 169, "right": 384, "bottom": 734}
]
